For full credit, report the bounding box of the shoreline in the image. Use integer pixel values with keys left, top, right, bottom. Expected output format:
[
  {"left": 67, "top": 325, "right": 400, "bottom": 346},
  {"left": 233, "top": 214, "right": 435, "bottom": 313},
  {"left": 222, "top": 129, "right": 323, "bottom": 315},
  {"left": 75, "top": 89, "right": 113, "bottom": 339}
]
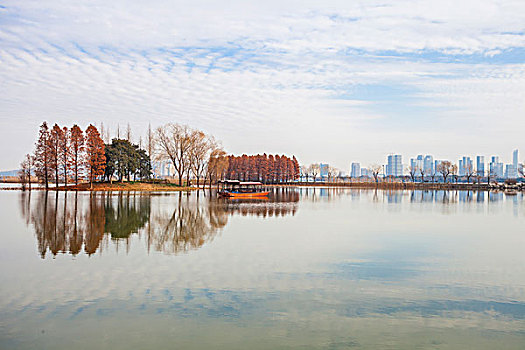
[
  {"left": 2, "top": 181, "right": 523, "bottom": 192},
  {"left": 0, "top": 182, "right": 198, "bottom": 192},
  {"left": 273, "top": 181, "right": 524, "bottom": 191}
]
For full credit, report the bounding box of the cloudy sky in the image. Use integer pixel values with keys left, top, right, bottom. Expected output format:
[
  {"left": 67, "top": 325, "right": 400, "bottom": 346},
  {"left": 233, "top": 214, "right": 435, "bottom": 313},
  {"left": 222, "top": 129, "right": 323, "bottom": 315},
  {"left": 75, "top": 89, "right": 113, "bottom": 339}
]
[{"left": 1, "top": 0, "right": 524, "bottom": 171}]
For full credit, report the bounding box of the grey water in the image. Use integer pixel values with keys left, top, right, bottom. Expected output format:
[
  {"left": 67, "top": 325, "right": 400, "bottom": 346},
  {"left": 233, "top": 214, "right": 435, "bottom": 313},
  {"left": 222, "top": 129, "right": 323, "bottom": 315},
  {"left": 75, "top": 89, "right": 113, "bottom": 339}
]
[{"left": 0, "top": 188, "right": 524, "bottom": 349}]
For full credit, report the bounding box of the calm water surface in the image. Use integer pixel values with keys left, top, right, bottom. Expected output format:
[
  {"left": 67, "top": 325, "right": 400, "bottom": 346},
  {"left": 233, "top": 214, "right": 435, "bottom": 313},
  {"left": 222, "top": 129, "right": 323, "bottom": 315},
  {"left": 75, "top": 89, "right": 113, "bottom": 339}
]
[{"left": 0, "top": 188, "right": 524, "bottom": 349}]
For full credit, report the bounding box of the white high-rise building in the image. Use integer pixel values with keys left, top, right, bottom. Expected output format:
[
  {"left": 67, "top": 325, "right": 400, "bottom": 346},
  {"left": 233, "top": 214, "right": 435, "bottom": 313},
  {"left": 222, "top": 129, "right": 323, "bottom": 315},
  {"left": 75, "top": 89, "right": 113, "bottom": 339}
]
[
  {"left": 508, "top": 149, "right": 519, "bottom": 178},
  {"left": 459, "top": 156, "right": 473, "bottom": 176},
  {"left": 476, "top": 156, "right": 485, "bottom": 177},
  {"left": 386, "top": 154, "right": 403, "bottom": 177},
  {"left": 489, "top": 156, "right": 504, "bottom": 178},
  {"left": 350, "top": 163, "right": 361, "bottom": 178},
  {"left": 424, "top": 155, "right": 434, "bottom": 175},
  {"left": 410, "top": 155, "right": 424, "bottom": 173}
]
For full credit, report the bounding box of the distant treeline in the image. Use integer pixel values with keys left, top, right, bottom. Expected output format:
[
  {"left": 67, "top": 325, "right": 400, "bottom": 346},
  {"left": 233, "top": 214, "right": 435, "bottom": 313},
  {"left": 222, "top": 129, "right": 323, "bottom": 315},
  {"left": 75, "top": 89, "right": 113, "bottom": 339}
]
[
  {"left": 225, "top": 154, "right": 300, "bottom": 183},
  {"left": 19, "top": 121, "right": 301, "bottom": 189}
]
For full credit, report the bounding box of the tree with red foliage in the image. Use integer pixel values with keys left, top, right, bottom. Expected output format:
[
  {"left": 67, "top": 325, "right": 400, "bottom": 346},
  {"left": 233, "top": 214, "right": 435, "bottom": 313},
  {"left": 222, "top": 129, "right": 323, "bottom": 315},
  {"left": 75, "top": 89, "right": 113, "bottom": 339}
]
[
  {"left": 59, "top": 126, "right": 71, "bottom": 187},
  {"left": 34, "top": 122, "right": 51, "bottom": 189},
  {"left": 85, "top": 125, "right": 106, "bottom": 189},
  {"left": 70, "top": 125, "right": 84, "bottom": 185},
  {"left": 225, "top": 153, "right": 300, "bottom": 184},
  {"left": 292, "top": 156, "right": 300, "bottom": 181},
  {"left": 49, "top": 124, "right": 63, "bottom": 187}
]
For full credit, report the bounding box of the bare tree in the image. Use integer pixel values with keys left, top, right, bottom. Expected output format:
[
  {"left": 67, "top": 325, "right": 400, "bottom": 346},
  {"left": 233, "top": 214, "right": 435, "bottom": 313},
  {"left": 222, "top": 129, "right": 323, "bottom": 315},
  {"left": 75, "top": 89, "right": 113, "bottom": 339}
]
[
  {"left": 487, "top": 166, "right": 496, "bottom": 184},
  {"left": 190, "top": 130, "right": 214, "bottom": 188},
  {"left": 407, "top": 164, "right": 419, "bottom": 182},
  {"left": 145, "top": 123, "right": 155, "bottom": 178},
  {"left": 300, "top": 165, "right": 309, "bottom": 182},
  {"left": 205, "top": 147, "right": 228, "bottom": 189},
  {"left": 309, "top": 164, "right": 320, "bottom": 182},
  {"left": 327, "top": 166, "right": 338, "bottom": 183},
  {"left": 437, "top": 161, "right": 453, "bottom": 183},
  {"left": 451, "top": 164, "right": 458, "bottom": 183},
  {"left": 419, "top": 167, "right": 426, "bottom": 182},
  {"left": 155, "top": 123, "right": 193, "bottom": 186},
  {"left": 126, "top": 123, "right": 132, "bottom": 142},
  {"left": 369, "top": 164, "right": 382, "bottom": 183},
  {"left": 19, "top": 154, "right": 34, "bottom": 191},
  {"left": 465, "top": 162, "right": 475, "bottom": 183},
  {"left": 519, "top": 162, "right": 524, "bottom": 178}
]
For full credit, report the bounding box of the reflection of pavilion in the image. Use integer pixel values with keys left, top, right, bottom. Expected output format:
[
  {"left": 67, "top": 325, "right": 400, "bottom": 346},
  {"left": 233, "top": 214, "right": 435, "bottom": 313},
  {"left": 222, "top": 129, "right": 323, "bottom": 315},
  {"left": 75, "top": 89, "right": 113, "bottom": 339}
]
[{"left": 216, "top": 188, "right": 299, "bottom": 217}]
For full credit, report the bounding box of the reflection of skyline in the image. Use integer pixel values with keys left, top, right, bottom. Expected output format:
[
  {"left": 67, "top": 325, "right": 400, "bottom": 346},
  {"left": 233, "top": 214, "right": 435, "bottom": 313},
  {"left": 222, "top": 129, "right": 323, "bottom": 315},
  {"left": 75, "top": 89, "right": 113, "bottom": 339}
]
[{"left": 299, "top": 187, "right": 522, "bottom": 205}]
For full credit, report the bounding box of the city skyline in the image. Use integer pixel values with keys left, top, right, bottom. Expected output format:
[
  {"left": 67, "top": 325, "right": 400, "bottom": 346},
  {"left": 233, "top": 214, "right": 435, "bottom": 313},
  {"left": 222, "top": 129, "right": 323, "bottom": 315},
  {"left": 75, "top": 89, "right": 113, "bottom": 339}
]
[
  {"left": 343, "top": 148, "right": 521, "bottom": 178},
  {"left": 1, "top": 1, "right": 525, "bottom": 170}
]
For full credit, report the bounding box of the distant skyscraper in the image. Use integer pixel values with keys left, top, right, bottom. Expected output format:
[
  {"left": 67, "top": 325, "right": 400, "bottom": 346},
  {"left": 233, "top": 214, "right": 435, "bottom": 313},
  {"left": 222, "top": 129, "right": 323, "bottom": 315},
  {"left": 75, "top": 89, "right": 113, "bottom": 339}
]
[
  {"left": 434, "top": 160, "right": 444, "bottom": 178},
  {"left": 489, "top": 156, "right": 504, "bottom": 178},
  {"left": 459, "top": 156, "right": 472, "bottom": 176},
  {"left": 410, "top": 155, "right": 424, "bottom": 173},
  {"left": 386, "top": 154, "right": 403, "bottom": 177},
  {"left": 320, "top": 163, "right": 329, "bottom": 178},
  {"left": 509, "top": 149, "right": 519, "bottom": 178},
  {"left": 505, "top": 164, "right": 515, "bottom": 179},
  {"left": 476, "top": 156, "right": 485, "bottom": 177},
  {"left": 424, "top": 155, "right": 434, "bottom": 174},
  {"left": 361, "top": 168, "right": 370, "bottom": 177},
  {"left": 350, "top": 162, "right": 360, "bottom": 178}
]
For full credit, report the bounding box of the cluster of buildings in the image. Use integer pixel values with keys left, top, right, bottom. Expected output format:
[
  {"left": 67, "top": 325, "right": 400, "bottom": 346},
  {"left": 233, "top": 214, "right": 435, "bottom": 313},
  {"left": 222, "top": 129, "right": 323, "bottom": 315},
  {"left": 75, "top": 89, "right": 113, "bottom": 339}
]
[{"left": 347, "top": 149, "right": 521, "bottom": 180}]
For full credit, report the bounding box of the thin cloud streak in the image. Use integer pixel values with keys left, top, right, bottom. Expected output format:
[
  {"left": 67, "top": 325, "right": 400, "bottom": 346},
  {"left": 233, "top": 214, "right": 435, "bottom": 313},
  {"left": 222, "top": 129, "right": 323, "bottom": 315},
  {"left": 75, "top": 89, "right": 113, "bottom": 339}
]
[{"left": 1, "top": 0, "right": 524, "bottom": 169}]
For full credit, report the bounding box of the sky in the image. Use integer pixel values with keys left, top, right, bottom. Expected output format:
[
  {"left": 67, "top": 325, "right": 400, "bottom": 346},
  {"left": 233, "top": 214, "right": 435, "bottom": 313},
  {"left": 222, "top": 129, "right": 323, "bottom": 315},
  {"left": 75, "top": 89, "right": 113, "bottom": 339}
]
[{"left": 0, "top": 0, "right": 524, "bottom": 171}]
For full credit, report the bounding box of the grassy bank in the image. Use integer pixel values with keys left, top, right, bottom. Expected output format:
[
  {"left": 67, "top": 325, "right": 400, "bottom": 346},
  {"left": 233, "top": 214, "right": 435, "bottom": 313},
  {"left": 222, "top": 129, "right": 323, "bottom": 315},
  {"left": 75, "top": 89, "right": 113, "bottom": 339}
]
[{"left": 3, "top": 181, "right": 197, "bottom": 192}]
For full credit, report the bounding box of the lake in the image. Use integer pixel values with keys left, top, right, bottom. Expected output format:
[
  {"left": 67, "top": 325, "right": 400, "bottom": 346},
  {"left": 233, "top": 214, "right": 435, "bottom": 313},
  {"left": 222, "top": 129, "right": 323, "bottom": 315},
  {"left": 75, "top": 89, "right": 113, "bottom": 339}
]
[{"left": 0, "top": 188, "right": 524, "bottom": 349}]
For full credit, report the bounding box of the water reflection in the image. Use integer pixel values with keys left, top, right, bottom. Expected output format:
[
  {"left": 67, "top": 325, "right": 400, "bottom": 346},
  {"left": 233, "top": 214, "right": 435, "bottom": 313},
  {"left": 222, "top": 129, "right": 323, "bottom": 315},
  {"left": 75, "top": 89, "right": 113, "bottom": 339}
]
[
  {"left": 19, "top": 189, "right": 300, "bottom": 258},
  {"left": 216, "top": 187, "right": 299, "bottom": 217},
  {"left": 5, "top": 188, "right": 525, "bottom": 349},
  {"left": 18, "top": 188, "right": 523, "bottom": 258}
]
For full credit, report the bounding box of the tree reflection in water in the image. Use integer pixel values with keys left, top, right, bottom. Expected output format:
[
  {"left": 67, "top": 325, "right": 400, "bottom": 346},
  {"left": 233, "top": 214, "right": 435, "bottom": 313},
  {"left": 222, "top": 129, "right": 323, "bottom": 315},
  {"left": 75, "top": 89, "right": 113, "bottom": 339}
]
[{"left": 19, "top": 189, "right": 299, "bottom": 258}]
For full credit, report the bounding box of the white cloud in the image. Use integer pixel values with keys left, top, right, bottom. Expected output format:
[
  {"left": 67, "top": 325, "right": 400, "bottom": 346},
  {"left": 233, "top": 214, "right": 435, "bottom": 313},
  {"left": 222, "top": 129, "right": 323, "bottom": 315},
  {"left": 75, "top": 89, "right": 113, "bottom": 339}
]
[{"left": 1, "top": 0, "right": 524, "bottom": 169}]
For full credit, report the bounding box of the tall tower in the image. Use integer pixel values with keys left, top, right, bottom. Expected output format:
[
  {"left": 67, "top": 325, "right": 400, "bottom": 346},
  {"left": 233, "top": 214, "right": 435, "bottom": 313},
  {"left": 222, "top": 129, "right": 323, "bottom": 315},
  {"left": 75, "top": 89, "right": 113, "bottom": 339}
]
[{"left": 476, "top": 156, "right": 484, "bottom": 177}]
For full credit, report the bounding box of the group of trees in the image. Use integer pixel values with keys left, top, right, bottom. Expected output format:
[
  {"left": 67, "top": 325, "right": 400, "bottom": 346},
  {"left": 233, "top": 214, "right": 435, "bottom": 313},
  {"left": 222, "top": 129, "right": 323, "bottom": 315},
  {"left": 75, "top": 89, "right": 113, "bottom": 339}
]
[
  {"left": 22, "top": 121, "right": 302, "bottom": 189},
  {"left": 104, "top": 139, "right": 151, "bottom": 182},
  {"left": 407, "top": 161, "right": 486, "bottom": 184},
  {"left": 300, "top": 163, "right": 341, "bottom": 182},
  {"left": 225, "top": 154, "right": 300, "bottom": 183},
  {"left": 154, "top": 123, "right": 228, "bottom": 187},
  {"left": 20, "top": 122, "right": 106, "bottom": 189},
  {"left": 21, "top": 122, "right": 156, "bottom": 190}
]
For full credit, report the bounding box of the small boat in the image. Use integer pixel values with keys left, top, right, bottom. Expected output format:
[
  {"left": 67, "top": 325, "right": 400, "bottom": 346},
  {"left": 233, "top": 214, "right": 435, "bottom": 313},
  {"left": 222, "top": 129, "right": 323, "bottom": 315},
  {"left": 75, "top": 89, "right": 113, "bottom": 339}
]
[{"left": 217, "top": 180, "right": 270, "bottom": 198}]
